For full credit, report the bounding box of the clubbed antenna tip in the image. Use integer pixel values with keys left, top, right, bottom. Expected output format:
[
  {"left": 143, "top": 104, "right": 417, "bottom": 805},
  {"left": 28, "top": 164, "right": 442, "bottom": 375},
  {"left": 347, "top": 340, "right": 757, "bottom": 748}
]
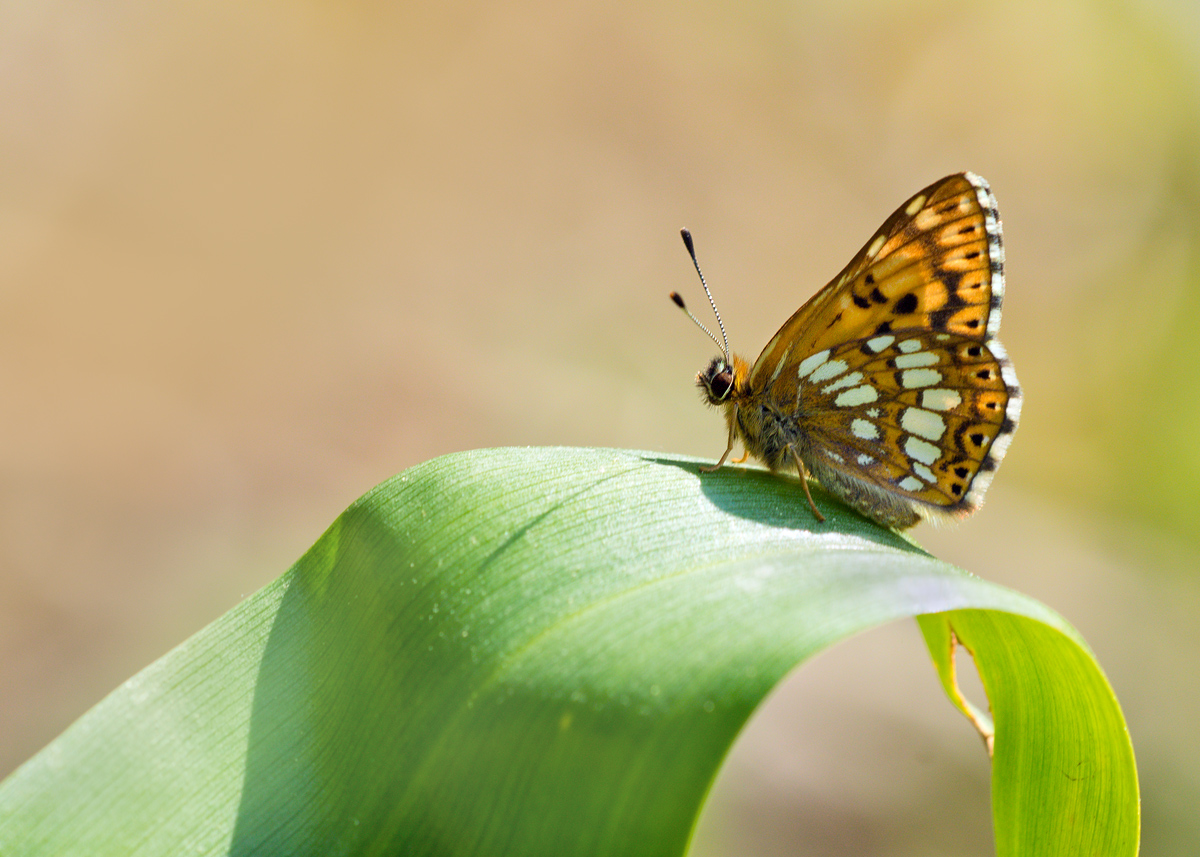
[
  {"left": 671, "top": 229, "right": 730, "bottom": 361},
  {"left": 680, "top": 228, "right": 695, "bottom": 256}
]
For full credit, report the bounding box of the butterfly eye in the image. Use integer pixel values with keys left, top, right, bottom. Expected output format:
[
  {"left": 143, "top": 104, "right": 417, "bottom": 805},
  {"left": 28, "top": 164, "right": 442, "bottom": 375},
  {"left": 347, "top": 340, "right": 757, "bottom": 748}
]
[{"left": 698, "top": 358, "right": 734, "bottom": 404}]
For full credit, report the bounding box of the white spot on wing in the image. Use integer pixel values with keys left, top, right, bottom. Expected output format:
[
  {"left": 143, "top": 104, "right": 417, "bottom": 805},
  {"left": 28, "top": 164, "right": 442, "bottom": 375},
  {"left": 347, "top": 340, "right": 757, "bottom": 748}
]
[
  {"left": 898, "top": 476, "right": 924, "bottom": 492},
  {"left": 857, "top": 453, "right": 874, "bottom": 466},
  {"left": 865, "top": 334, "right": 895, "bottom": 353},
  {"left": 809, "top": 358, "right": 849, "bottom": 384},
  {"left": 797, "top": 349, "right": 831, "bottom": 379},
  {"left": 900, "top": 408, "right": 947, "bottom": 441},
  {"left": 898, "top": 338, "right": 923, "bottom": 353},
  {"left": 901, "top": 368, "right": 942, "bottom": 389},
  {"left": 894, "top": 351, "right": 938, "bottom": 369},
  {"left": 835, "top": 384, "right": 878, "bottom": 407},
  {"left": 920, "top": 388, "right": 962, "bottom": 411},
  {"left": 822, "top": 371, "right": 864, "bottom": 394},
  {"left": 866, "top": 233, "right": 887, "bottom": 258},
  {"left": 913, "top": 462, "right": 936, "bottom": 483},
  {"left": 905, "top": 194, "right": 927, "bottom": 216},
  {"left": 904, "top": 436, "right": 940, "bottom": 466},
  {"left": 851, "top": 418, "right": 878, "bottom": 440}
]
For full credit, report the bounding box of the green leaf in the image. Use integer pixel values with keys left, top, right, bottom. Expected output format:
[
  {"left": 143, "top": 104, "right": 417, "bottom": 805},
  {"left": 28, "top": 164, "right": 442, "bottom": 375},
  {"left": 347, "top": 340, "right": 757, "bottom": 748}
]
[
  {"left": 919, "top": 611, "right": 1140, "bottom": 855},
  {"left": 0, "top": 448, "right": 1138, "bottom": 856}
]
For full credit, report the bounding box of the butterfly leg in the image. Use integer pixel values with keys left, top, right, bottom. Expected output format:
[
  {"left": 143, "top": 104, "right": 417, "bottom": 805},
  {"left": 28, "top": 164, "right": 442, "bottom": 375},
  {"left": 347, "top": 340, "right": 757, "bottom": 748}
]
[
  {"left": 787, "top": 444, "right": 826, "bottom": 523},
  {"left": 731, "top": 450, "right": 749, "bottom": 464},
  {"left": 700, "top": 405, "right": 739, "bottom": 473}
]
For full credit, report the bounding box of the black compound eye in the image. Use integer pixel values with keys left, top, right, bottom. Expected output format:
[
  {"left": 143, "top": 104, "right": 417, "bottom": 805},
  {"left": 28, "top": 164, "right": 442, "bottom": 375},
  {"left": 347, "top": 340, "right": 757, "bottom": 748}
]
[
  {"left": 709, "top": 370, "right": 733, "bottom": 400},
  {"left": 698, "top": 358, "right": 734, "bottom": 404}
]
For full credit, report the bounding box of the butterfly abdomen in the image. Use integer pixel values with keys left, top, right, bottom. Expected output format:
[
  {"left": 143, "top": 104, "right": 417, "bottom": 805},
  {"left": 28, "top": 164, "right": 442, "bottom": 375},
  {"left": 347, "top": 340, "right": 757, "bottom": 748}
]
[{"left": 804, "top": 458, "right": 923, "bottom": 528}]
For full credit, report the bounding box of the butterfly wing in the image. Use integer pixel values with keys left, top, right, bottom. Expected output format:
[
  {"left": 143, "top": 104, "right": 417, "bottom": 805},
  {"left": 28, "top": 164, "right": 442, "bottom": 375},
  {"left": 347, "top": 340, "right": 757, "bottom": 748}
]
[
  {"left": 739, "top": 172, "right": 1019, "bottom": 522},
  {"left": 745, "top": 173, "right": 1004, "bottom": 399},
  {"left": 795, "top": 331, "right": 1020, "bottom": 521}
]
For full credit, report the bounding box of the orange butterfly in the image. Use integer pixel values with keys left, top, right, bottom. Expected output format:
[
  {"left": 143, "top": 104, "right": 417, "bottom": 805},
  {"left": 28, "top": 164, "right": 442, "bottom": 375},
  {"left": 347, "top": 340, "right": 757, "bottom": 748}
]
[{"left": 671, "top": 172, "right": 1021, "bottom": 528}]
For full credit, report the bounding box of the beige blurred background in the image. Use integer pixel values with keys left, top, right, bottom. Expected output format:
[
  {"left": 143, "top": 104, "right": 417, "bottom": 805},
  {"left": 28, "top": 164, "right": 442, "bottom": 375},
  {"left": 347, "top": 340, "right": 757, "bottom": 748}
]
[{"left": 2, "top": 0, "right": 1198, "bottom": 853}]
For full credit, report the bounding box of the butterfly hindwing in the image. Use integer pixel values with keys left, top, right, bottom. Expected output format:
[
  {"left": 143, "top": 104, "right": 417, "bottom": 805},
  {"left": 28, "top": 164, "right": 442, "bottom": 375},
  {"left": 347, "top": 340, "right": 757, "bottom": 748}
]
[{"left": 795, "top": 331, "right": 1021, "bottom": 519}]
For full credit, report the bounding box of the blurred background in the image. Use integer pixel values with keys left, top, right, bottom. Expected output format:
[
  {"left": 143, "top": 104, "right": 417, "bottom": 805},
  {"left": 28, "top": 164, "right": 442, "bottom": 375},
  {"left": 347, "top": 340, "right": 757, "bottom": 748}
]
[{"left": 2, "top": 0, "right": 1197, "bottom": 853}]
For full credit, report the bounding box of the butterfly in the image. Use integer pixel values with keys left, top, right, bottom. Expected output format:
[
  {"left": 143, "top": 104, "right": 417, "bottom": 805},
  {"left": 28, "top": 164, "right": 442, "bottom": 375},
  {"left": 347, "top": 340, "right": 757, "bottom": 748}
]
[{"left": 670, "top": 172, "right": 1021, "bottom": 529}]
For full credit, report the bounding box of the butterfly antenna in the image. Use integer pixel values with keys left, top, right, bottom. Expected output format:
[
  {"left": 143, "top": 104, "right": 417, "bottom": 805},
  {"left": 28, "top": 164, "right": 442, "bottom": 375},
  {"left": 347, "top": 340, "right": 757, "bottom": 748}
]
[{"left": 672, "top": 228, "right": 731, "bottom": 362}]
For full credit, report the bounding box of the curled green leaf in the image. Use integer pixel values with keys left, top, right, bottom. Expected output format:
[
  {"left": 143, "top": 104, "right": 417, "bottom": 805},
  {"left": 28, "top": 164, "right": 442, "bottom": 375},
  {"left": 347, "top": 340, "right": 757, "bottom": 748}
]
[{"left": 0, "top": 448, "right": 1138, "bottom": 856}]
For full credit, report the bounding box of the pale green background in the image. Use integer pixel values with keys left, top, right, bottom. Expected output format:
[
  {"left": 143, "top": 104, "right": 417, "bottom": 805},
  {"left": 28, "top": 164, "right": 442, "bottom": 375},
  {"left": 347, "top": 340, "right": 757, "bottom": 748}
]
[{"left": 2, "top": 1, "right": 1196, "bottom": 854}]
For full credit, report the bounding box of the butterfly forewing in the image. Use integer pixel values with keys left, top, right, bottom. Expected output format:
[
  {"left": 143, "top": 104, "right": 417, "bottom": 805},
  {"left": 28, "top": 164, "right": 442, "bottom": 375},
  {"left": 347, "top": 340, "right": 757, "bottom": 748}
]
[{"left": 747, "top": 174, "right": 1003, "bottom": 394}]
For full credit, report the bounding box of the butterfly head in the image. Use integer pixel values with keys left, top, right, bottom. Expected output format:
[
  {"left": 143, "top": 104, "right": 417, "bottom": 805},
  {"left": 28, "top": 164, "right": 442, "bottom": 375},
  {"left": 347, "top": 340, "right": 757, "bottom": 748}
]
[
  {"left": 697, "top": 356, "right": 736, "bottom": 406},
  {"left": 673, "top": 229, "right": 742, "bottom": 407}
]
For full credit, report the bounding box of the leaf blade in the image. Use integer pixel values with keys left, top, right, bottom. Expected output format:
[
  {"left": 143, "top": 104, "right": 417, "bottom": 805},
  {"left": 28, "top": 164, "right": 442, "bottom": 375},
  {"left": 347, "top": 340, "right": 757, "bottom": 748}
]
[{"left": 0, "top": 448, "right": 1138, "bottom": 856}]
